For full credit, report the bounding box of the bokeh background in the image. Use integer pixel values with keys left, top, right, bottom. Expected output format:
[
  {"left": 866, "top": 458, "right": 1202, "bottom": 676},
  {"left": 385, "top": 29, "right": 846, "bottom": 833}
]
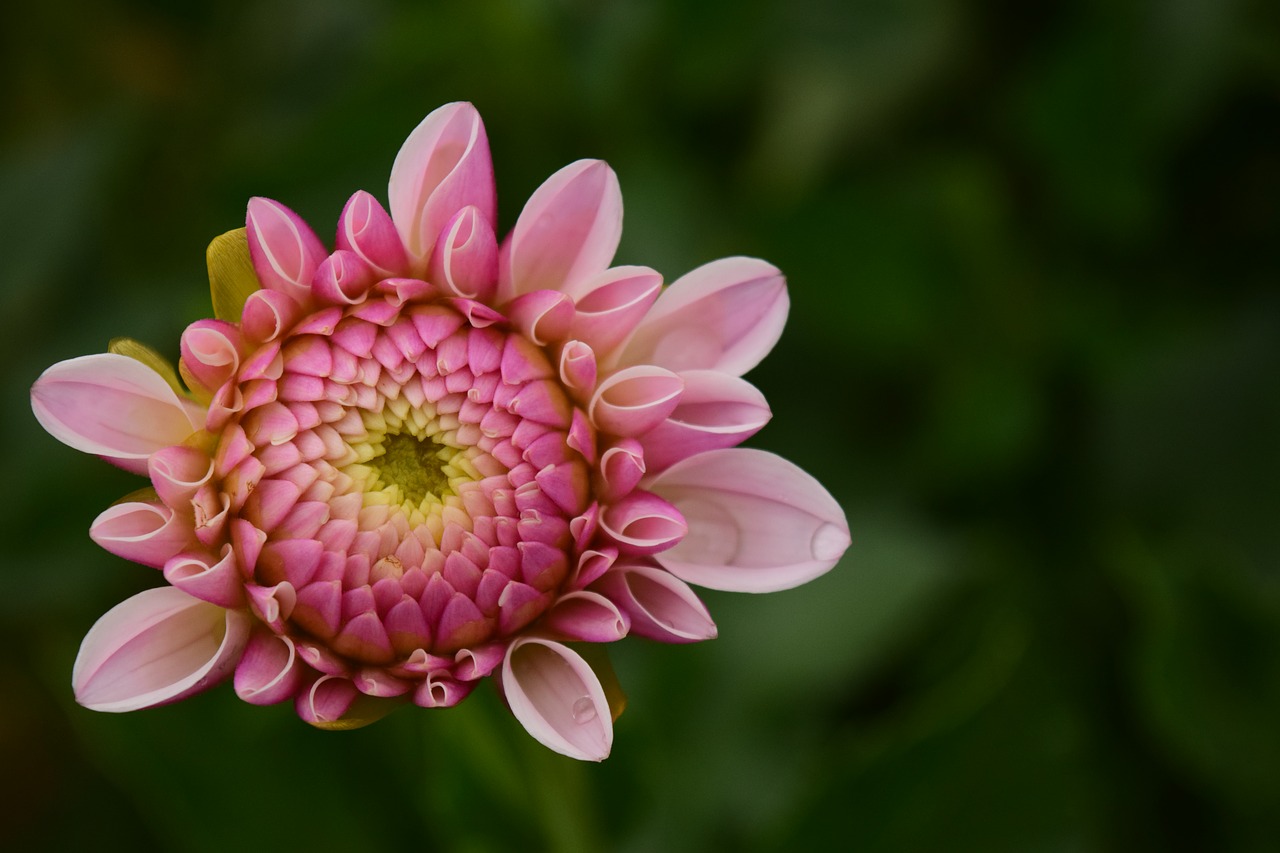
[{"left": 3, "top": 1, "right": 1279, "bottom": 850}]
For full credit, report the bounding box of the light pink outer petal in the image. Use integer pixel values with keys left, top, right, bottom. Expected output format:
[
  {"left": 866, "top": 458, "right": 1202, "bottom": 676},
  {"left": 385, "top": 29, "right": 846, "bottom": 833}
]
[
  {"left": 89, "top": 500, "right": 194, "bottom": 568},
  {"left": 647, "top": 448, "right": 849, "bottom": 593},
  {"left": 499, "top": 159, "right": 622, "bottom": 301},
  {"left": 245, "top": 197, "right": 328, "bottom": 308},
  {"left": 618, "top": 257, "right": 789, "bottom": 376},
  {"left": 594, "top": 563, "right": 717, "bottom": 643},
  {"left": 31, "top": 354, "right": 202, "bottom": 474},
  {"left": 638, "top": 370, "right": 772, "bottom": 471},
  {"left": 388, "top": 102, "right": 496, "bottom": 264},
  {"left": 73, "top": 587, "right": 250, "bottom": 712},
  {"left": 501, "top": 637, "right": 613, "bottom": 761}
]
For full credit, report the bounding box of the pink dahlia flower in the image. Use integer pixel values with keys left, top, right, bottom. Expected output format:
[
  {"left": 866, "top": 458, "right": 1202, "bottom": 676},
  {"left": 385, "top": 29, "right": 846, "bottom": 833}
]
[{"left": 31, "top": 102, "right": 849, "bottom": 760}]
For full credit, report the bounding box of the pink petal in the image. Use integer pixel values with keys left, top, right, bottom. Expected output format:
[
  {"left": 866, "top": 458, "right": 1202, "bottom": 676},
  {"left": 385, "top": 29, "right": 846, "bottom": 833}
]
[
  {"left": 594, "top": 564, "right": 716, "bottom": 643},
  {"left": 501, "top": 638, "right": 613, "bottom": 761},
  {"left": 507, "top": 289, "right": 575, "bottom": 346},
  {"left": 31, "top": 354, "right": 201, "bottom": 474},
  {"left": 388, "top": 102, "right": 496, "bottom": 265},
  {"left": 638, "top": 370, "right": 771, "bottom": 471},
  {"left": 163, "top": 548, "right": 245, "bottom": 608},
  {"left": 148, "top": 445, "right": 214, "bottom": 508},
  {"left": 541, "top": 591, "right": 630, "bottom": 642},
  {"left": 295, "top": 675, "right": 402, "bottom": 729},
  {"left": 245, "top": 197, "right": 328, "bottom": 308},
  {"left": 499, "top": 159, "right": 622, "bottom": 301},
  {"left": 73, "top": 587, "right": 250, "bottom": 712},
  {"left": 588, "top": 366, "right": 684, "bottom": 436},
  {"left": 240, "top": 289, "right": 304, "bottom": 345},
  {"left": 234, "top": 630, "right": 304, "bottom": 705},
  {"left": 427, "top": 205, "right": 498, "bottom": 300},
  {"left": 566, "top": 265, "right": 663, "bottom": 359},
  {"left": 599, "top": 490, "right": 687, "bottom": 556},
  {"left": 619, "top": 257, "right": 788, "bottom": 376},
  {"left": 312, "top": 249, "right": 377, "bottom": 307},
  {"left": 90, "top": 500, "right": 194, "bottom": 568},
  {"left": 336, "top": 189, "right": 410, "bottom": 277},
  {"left": 648, "top": 448, "right": 849, "bottom": 592},
  {"left": 179, "top": 319, "right": 243, "bottom": 395}
]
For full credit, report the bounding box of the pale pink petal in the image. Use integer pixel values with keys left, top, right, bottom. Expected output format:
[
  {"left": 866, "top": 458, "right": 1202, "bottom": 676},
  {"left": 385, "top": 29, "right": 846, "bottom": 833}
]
[
  {"left": 73, "top": 587, "right": 250, "bottom": 712},
  {"left": 179, "top": 319, "right": 243, "bottom": 395},
  {"left": 638, "top": 370, "right": 771, "bottom": 471},
  {"left": 599, "top": 490, "right": 687, "bottom": 555},
  {"left": 245, "top": 197, "right": 328, "bottom": 308},
  {"left": 619, "top": 257, "right": 788, "bottom": 376},
  {"left": 507, "top": 289, "right": 575, "bottom": 346},
  {"left": 427, "top": 205, "right": 498, "bottom": 301},
  {"left": 234, "top": 629, "right": 304, "bottom": 705},
  {"left": 388, "top": 102, "right": 496, "bottom": 264},
  {"left": 90, "top": 500, "right": 194, "bottom": 568},
  {"left": 148, "top": 445, "right": 214, "bottom": 508},
  {"left": 566, "top": 265, "right": 663, "bottom": 359},
  {"left": 648, "top": 448, "right": 849, "bottom": 592},
  {"left": 336, "top": 189, "right": 410, "bottom": 277},
  {"left": 588, "top": 366, "right": 684, "bottom": 436},
  {"left": 501, "top": 638, "right": 613, "bottom": 761},
  {"left": 163, "top": 549, "right": 245, "bottom": 608},
  {"left": 594, "top": 564, "right": 717, "bottom": 643},
  {"left": 32, "top": 354, "right": 201, "bottom": 474},
  {"left": 499, "top": 159, "right": 622, "bottom": 301}
]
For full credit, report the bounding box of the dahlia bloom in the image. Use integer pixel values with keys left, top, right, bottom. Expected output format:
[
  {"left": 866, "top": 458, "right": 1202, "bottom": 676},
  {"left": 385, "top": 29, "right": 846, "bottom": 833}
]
[{"left": 31, "top": 102, "right": 849, "bottom": 760}]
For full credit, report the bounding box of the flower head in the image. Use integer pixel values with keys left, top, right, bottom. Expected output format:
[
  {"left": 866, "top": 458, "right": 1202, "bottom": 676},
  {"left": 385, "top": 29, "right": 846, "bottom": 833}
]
[{"left": 31, "top": 102, "right": 849, "bottom": 760}]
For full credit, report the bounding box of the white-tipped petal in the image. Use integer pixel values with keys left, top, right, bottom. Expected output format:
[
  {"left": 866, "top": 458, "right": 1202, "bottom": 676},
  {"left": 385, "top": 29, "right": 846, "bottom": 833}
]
[{"left": 501, "top": 637, "right": 613, "bottom": 761}]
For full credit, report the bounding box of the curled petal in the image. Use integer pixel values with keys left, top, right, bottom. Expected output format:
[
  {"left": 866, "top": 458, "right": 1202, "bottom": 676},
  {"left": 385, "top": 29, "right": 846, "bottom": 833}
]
[
  {"left": 638, "top": 370, "right": 771, "bottom": 471},
  {"left": 500, "top": 159, "right": 622, "bottom": 300},
  {"left": 389, "top": 102, "right": 496, "bottom": 264},
  {"left": 234, "top": 630, "right": 304, "bottom": 705},
  {"left": 428, "top": 205, "right": 498, "bottom": 300},
  {"left": 413, "top": 674, "right": 475, "bottom": 708},
  {"left": 508, "top": 289, "right": 574, "bottom": 346},
  {"left": 337, "top": 189, "right": 410, "bottom": 277},
  {"left": 90, "top": 500, "right": 193, "bottom": 568},
  {"left": 246, "top": 197, "right": 328, "bottom": 308},
  {"left": 32, "top": 354, "right": 201, "bottom": 474},
  {"left": 588, "top": 366, "right": 684, "bottom": 437},
  {"left": 567, "top": 265, "right": 662, "bottom": 359},
  {"left": 240, "top": 288, "right": 304, "bottom": 344},
  {"left": 596, "top": 438, "right": 645, "bottom": 502},
  {"left": 599, "top": 490, "right": 687, "bottom": 555},
  {"left": 179, "top": 319, "right": 243, "bottom": 395},
  {"left": 619, "top": 257, "right": 788, "bottom": 376},
  {"left": 147, "top": 445, "right": 214, "bottom": 508},
  {"left": 648, "top": 448, "right": 849, "bottom": 592},
  {"left": 501, "top": 638, "right": 613, "bottom": 761},
  {"left": 73, "top": 587, "right": 250, "bottom": 712},
  {"left": 542, "top": 591, "right": 630, "bottom": 642},
  {"left": 594, "top": 564, "right": 716, "bottom": 643},
  {"left": 163, "top": 548, "right": 245, "bottom": 608},
  {"left": 312, "top": 249, "right": 377, "bottom": 306},
  {"left": 295, "top": 674, "right": 402, "bottom": 730},
  {"left": 558, "top": 340, "right": 597, "bottom": 399}
]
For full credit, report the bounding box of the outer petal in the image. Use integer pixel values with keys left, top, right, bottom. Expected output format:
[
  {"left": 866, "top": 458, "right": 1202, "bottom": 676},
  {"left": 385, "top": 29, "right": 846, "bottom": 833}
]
[
  {"left": 72, "top": 587, "right": 250, "bottom": 712},
  {"left": 499, "top": 159, "right": 622, "bottom": 301},
  {"left": 647, "top": 448, "right": 849, "bottom": 592},
  {"left": 32, "top": 354, "right": 201, "bottom": 474},
  {"left": 388, "top": 102, "right": 496, "bottom": 264},
  {"left": 501, "top": 638, "right": 613, "bottom": 761},
  {"left": 594, "top": 563, "right": 717, "bottom": 643},
  {"left": 566, "top": 265, "right": 663, "bottom": 359},
  {"left": 245, "top": 197, "right": 328, "bottom": 308},
  {"left": 638, "top": 370, "right": 771, "bottom": 471},
  {"left": 234, "top": 630, "right": 304, "bottom": 706},
  {"left": 618, "top": 257, "right": 788, "bottom": 376},
  {"left": 337, "top": 190, "right": 410, "bottom": 277},
  {"left": 90, "top": 500, "right": 194, "bottom": 568}
]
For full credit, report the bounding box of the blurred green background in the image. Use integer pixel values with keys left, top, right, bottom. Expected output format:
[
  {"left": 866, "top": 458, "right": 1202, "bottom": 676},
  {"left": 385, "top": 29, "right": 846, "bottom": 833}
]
[{"left": 3, "top": 0, "right": 1278, "bottom": 850}]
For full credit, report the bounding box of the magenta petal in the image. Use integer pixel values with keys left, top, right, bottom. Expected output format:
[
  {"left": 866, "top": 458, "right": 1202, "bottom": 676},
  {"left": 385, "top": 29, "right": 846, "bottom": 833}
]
[
  {"left": 500, "top": 159, "right": 622, "bottom": 301},
  {"left": 179, "top": 319, "right": 243, "bottom": 395},
  {"left": 388, "top": 102, "right": 496, "bottom": 264},
  {"left": 588, "top": 366, "right": 684, "bottom": 437},
  {"left": 234, "top": 630, "right": 304, "bottom": 705},
  {"left": 542, "top": 591, "right": 630, "bottom": 642},
  {"left": 312, "top": 249, "right": 377, "bottom": 307},
  {"left": 428, "top": 205, "right": 498, "bottom": 300},
  {"left": 73, "top": 587, "right": 250, "bottom": 712},
  {"left": 638, "top": 370, "right": 771, "bottom": 471},
  {"left": 594, "top": 564, "right": 716, "bottom": 643},
  {"left": 337, "top": 189, "right": 410, "bottom": 277},
  {"left": 501, "top": 638, "right": 613, "bottom": 761},
  {"left": 246, "top": 197, "right": 328, "bottom": 309},
  {"left": 619, "top": 257, "right": 788, "bottom": 376},
  {"left": 648, "top": 448, "right": 850, "bottom": 592},
  {"left": 90, "top": 500, "right": 193, "bottom": 568},
  {"left": 31, "top": 354, "right": 201, "bottom": 474}
]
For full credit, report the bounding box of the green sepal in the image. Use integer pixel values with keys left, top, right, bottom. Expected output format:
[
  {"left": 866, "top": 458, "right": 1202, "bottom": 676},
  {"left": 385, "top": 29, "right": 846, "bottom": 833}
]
[
  {"left": 108, "top": 338, "right": 184, "bottom": 397},
  {"left": 207, "top": 227, "right": 260, "bottom": 322}
]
